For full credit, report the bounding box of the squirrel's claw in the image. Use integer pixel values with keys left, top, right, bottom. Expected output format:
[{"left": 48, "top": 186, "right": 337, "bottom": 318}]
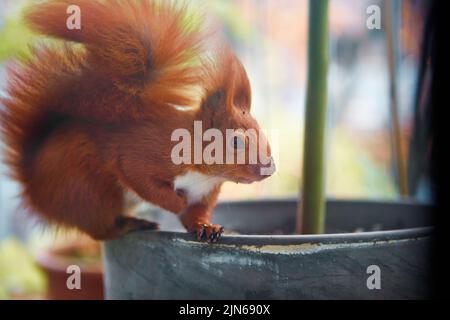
[{"left": 196, "top": 224, "right": 224, "bottom": 243}]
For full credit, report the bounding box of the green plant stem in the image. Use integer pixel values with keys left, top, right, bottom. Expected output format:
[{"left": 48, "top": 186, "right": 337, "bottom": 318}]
[
  {"left": 296, "top": 0, "right": 329, "bottom": 234},
  {"left": 384, "top": 1, "right": 409, "bottom": 197}
]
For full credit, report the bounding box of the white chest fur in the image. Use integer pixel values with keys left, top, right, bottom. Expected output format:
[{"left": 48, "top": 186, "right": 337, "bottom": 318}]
[{"left": 174, "top": 171, "right": 224, "bottom": 205}]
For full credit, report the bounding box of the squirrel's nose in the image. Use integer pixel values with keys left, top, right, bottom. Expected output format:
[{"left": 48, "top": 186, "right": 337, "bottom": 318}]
[
  {"left": 256, "top": 156, "right": 276, "bottom": 177},
  {"left": 263, "top": 156, "right": 276, "bottom": 176}
]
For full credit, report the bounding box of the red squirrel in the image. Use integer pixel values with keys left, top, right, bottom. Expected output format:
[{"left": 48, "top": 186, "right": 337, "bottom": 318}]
[{"left": 0, "top": 0, "right": 275, "bottom": 242}]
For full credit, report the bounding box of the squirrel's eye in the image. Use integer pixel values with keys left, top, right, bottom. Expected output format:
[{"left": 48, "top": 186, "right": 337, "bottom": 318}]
[{"left": 231, "top": 136, "right": 245, "bottom": 150}]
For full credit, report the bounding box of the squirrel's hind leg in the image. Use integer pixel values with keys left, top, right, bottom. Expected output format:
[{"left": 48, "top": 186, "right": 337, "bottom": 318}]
[{"left": 26, "top": 124, "right": 158, "bottom": 240}]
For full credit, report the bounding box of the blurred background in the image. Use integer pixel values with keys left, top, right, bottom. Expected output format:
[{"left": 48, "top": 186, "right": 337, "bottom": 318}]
[{"left": 0, "top": 0, "right": 429, "bottom": 299}]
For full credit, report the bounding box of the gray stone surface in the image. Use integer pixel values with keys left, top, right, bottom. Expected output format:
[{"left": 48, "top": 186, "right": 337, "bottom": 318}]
[{"left": 103, "top": 200, "right": 433, "bottom": 299}]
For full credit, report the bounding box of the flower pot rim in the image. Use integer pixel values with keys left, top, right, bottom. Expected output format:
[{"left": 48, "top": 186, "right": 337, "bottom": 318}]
[
  {"left": 217, "top": 197, "right": 433, "bottom": 208},
  {"left": 121, "top": 226, "right": 433, "bottom": 247},
  {"left": 126, "top": 198, "right": 434, "bottom": 246}
]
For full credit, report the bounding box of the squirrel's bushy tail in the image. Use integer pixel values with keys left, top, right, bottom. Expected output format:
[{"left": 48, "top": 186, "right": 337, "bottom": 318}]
[
  {"left": 1, "top": 45, "right": 85, "bottom": 184},
  {"left": 25, "top": 0, "right": 205, "bottom": 103},
  {"left": 1, "top": 0, "right": 206, "bottom": 186}
]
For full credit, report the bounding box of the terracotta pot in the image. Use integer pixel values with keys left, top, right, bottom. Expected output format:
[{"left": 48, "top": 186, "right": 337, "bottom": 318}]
[{"left": 36, "top": 243, "right": 104, "bottom": 300}]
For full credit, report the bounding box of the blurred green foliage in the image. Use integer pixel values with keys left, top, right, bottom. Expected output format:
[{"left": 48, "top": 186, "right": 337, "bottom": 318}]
[
  {"left": 0, "top": 2, "right": 36, "bottom": 62},
  {"left": 0, "top": 238, "right": 47, "bottom": 299},
  {"left": 206, "top": 0, "right": 254, "bottom": 41}
]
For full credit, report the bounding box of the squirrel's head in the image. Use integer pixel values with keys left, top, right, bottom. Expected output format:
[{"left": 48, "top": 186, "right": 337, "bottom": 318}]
[{"left": 195, "top": 49, "right": 276, "bottom": 184}]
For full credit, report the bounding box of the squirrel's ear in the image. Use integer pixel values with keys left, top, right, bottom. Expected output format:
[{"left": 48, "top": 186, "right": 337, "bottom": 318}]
[
  {"left": 229, "top": 57, "right": 252, "bottom": 111},
  {"left": 201, "top": 48, "right": 251, "bottom": 112}
]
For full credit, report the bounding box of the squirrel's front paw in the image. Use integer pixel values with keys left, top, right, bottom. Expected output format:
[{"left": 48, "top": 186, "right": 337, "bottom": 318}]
[{"left": 196, "top": 223, "right": 224, "bottom": 243}]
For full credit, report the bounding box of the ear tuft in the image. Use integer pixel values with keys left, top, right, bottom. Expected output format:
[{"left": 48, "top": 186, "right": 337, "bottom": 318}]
[{"left": 201, "top": 47, "right": 252, "bottom": 111}]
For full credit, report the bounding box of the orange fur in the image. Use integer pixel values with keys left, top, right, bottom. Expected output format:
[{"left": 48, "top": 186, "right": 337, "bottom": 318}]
[{"left": 0, "top": 0, "right": 273, "bottom": 241}]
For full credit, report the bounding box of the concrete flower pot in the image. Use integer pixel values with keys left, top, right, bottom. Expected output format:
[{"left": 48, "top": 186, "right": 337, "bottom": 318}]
[{"left": 102, "top": 199, "right": 433, "bottom": 299}]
